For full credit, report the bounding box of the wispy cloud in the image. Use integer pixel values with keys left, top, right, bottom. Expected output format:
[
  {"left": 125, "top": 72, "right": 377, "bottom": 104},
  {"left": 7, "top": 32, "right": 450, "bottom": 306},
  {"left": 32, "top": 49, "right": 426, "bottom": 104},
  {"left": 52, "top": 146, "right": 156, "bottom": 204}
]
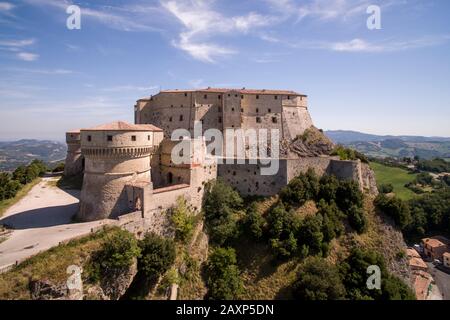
[
  {"left": 305, "top": 35, "right": 450, "bottom": 53},
  {"left": 9, "top": 67, "right": 74, "bottom": 74},
  {"left": 24, "top": 0, "right": 163, "bottom": 32},
  {"left": 0, "top": 2, "right": 14, "bottom": 12},
  {"left": 0, "top": 38, "right": 35, "bottom": 48},
  {"left": 0, "top": 38, "right": 39, "bottom": 60},
  {"left": 162, "top": 0, "right": 276, "bottom": 62},
  {"left": 16, "top": 52, "right": 39, "bottom": 61}
]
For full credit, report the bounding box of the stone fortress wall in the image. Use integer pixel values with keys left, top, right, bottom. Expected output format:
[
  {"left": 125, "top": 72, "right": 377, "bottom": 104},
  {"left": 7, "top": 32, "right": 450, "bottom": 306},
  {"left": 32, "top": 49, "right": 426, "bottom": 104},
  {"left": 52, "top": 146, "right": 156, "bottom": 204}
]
[
  {"left": 64, "top": 87, "right": 377, "bottom": 234},
  {"left": 64, "top": 131, "right": 83, "bottom": 177}
]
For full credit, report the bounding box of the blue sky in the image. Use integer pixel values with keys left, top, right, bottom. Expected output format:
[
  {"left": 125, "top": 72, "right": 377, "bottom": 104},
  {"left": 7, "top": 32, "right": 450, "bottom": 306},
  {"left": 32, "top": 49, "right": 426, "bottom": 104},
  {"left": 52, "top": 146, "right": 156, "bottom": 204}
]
[{"left": 0, "top": 0, "right": 450, "bottom": 141}]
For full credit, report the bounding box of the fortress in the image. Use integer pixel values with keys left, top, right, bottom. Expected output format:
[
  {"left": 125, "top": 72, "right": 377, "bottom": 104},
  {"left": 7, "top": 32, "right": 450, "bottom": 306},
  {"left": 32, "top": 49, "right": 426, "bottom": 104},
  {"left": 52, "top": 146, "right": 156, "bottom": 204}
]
[{"left": 64, "top": 88, "right": 376, "bottom": 232}]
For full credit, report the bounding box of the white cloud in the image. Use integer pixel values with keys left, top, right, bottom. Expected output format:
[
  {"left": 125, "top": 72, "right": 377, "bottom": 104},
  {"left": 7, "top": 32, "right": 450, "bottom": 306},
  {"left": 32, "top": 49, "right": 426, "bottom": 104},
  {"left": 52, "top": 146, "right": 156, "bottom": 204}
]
[
  {"left": 14, "top": 68, "right": 73, "bottom": 74},
  {"left": 16, "top": 52, "right": 39, "bottom": 61},
  {"left": 301, "top": 35, "right": 450, "bottom": 53},
  {"left": 0, "top": 38, "right": 35, "bottom": 47},
  {"left": 24, "top": 0, "right": 162, "bottom": 32},
  {"left": 162, "top": 0, "right": 275, "bottom": 62},
  {"left": 0, "top": 2, "right": 14, "bottom": 12}
]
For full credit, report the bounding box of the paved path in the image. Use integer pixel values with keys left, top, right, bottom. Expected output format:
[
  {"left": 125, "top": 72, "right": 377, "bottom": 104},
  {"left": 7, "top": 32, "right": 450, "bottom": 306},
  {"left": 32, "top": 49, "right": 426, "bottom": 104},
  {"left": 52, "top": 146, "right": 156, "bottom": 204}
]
[
  {"left": 427, "top": 262, "right": 450, "bottom": 300},
  {"left": 0, "top": 177, "right": 112, "bottom": 270}
]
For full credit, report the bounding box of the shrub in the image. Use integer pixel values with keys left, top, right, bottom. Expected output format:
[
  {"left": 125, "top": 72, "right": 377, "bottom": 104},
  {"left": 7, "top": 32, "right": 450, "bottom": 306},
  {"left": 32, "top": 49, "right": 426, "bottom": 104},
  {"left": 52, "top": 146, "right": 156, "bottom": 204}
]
[
  {"left": 97, "top": 229, "right": 141, "bottom": 273},
  {"left": 170, "top": 197, "right": 196, "bottom": 243},
  {"left": 340, "top": 248, "right": 414, "bottom": 300},
  {"left": 243, "top": 202, "right": 265, "bottom": 240},
  {"left": 279, "top": 169, "right": 319, "bottom": 206},
  {"left": 317, "top": 200, "right": 344, "bottom": 242},
  {"left": 139, "top": 233, "right": 176, "bottom": 280},
  {"left": 374, "top": 194, "right": 412, "bottom": 230},
  {"left": 297, "top": 215, "right": 324, "bottom": 256},
  {"left": 331, "top": 145, "right": 369, "bottom": 164},
  {"left": 378, "top": 183, "right": 394, "bottom": 194},
  {"left": 335, "top": 180, "right": 363, "bottom": 211},
  {"left": 52, "top": 162, "right": 65, "bottom": 173},
  {"left": 293, "top": 257, "right": 346, "bottom": 300},
  {"left": 267, "top": 202, "right": 300, "bottom": 259},
  {"left": 206, "top": 247, "right": 243, "bottom": 300},
  {"left": 203, "top": 179, "right": 243, "bottom": 245},
  {"left": 347, "top": 205, "right": 368, "bottom": 234}
]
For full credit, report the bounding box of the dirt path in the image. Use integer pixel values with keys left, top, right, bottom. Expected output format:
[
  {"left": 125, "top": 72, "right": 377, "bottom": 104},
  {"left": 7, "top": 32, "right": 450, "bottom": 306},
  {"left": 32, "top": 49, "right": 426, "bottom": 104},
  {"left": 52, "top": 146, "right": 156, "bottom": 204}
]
[{"left": 0, "top": 177, "right": 112, "bottom": 269}]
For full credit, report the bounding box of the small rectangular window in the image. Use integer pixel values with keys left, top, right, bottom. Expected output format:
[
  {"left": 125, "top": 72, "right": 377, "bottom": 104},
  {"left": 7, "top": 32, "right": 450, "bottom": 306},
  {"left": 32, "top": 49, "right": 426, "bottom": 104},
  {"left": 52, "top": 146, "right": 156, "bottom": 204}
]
[
  {"left": 107, "top": 135, "right": 113, "bottom": 141},
  {"left": 256, "top": 117, "right": 261, "bottom": 123},
  {"left": 169, "top": 117, "right": 173, "bottom": 122},
  {"left": 256, "top": 95, "right": 259, "bottom": 99},
  {"left": 272, "top": 117, "right": 277, "bottom": 123},
  {"left": 231, "top": 108, "right": 235, "bottom": 112},
  {"left": 148, "top": 135, "right": 151, "bottom": 141},
  {"left": 274, "top": 95, "right": 278, "bottom": 100},
  {"left": 131, "top": 135, "right": 136, "bottom": 141},
  {"left": 218, "top": 116, "right": 222, "bottom": 123},
  {"left": 184, "top": 93, "right": 187, "bottom": 97},
  {"left": 268, "top": 108, "right": 271, "bottom": 113},
  {"left": 241, "top": 95, "right": 244, "bottom": 99},
  {"left": 87, "top": 135, "right": 92, "bottom": 142},
  {"left": 287, "top": 95, "right": 291, "bottom": 100},
  {"left": 179, "top": 115, "right": 183, "bottom": 121},
  {"left": 256, "top": 108, "right": 259, "bottom": 113},
  {"left": 204, "top": 94, "right": 207, "bottom": 99},
  {"left": 218, "top": 95, "right": 221, "bottom": 100}
]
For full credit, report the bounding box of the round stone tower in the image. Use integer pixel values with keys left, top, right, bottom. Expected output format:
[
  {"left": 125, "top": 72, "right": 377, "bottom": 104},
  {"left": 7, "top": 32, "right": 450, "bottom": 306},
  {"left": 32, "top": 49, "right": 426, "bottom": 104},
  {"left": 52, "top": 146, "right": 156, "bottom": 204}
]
[
  {"left": 77, "top": 121, "right": 163, "bottom": 221},
  {"left": 64, "top": 130, "right": 83, "bottom": 177}
]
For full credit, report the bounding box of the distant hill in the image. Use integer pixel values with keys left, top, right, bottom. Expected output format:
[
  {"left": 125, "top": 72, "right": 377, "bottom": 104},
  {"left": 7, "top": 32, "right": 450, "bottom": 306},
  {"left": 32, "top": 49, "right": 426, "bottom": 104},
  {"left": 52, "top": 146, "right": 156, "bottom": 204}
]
[
  {"left": 325, "top": 130, "right": 450, "bottom": 160},
  {"left": 0, "top": 140, "right": 67, "bottom": 172}
]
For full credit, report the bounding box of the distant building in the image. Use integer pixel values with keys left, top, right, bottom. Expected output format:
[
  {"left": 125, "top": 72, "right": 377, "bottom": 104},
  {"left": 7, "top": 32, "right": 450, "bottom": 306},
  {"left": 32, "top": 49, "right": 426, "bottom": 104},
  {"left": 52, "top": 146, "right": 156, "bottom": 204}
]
[
  {"left": 422, "top": 237, "right": 449, "bottom": 261},
  {"left": 412, "top": 271, "right": 433, "bottom": 300},
  {"left": 407, "top": 248, "right": 428, "bottom": 272},
  {"left": 444, "top": 252, "right": 450, "bottom": 268}
]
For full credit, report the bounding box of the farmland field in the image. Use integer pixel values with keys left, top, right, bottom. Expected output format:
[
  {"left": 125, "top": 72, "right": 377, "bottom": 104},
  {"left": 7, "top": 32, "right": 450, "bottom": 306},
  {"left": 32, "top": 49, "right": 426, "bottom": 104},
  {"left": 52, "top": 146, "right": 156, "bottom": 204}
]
[{"left": 370, "top": 162, "right": 418, "bottom": 200}]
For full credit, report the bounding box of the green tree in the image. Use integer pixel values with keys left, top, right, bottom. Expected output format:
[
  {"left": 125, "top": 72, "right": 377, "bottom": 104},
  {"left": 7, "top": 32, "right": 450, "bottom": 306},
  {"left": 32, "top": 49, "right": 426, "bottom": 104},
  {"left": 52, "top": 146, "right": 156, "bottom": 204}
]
[
  {"left": 347, "top": 205, "right": 368, "bottom": 234},
  {"left": 243, "top": 202, "right": 265, "bottom": 240},
  {"left": 293, "top": 257, "right": 346, "bottom": 300},
  {"left": 378, "top": 183, "right": 394, "bottom": 194},
  {"left": 279, "top": 169, "right": 319, "bottom": 206},
  {"left": 170, "top": 197, "right": 196, "bottom": 243},
  {"left": 203, "top": 179, "right": 243, "bottom": 245},
  {"left": 267, "top": 202, "right": 300, "bottom": 259},
  {"left": 297, "top": 215, "right": 324, "bottom": 256},
  {"left": 340, "top": 248, "right": 415, "bottom": 300},
  {"left": 97, "top": 229, "right": 141, "bottom": 272},
  {"left": 206, "top": 247, "right": 243, "bottom": 300},
  {"left": 138, "top": 233, "right": 176, "bottom": 280},
  {"left": 374, "top": 194, "right": 412, "bottom": 230}
]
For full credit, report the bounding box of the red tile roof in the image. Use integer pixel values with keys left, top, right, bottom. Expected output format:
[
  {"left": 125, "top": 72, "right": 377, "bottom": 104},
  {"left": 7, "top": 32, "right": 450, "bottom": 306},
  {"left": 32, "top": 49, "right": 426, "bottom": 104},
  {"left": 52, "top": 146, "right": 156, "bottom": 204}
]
[
  {"left": 82, "top": 121, "right": 162, "bottom": 132},
  {"left": 423, "top": 238, "right": 447, "bottom": 248},
  {"left": 158, "top": 87, "right": 305, "bottom": 96}
]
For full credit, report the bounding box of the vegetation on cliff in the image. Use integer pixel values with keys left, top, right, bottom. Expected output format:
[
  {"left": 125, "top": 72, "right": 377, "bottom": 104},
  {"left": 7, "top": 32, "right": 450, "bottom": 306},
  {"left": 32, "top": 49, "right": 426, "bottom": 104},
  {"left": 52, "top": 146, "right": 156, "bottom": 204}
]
[{"left": 201, "top": 171, "right": 413, "bottom": 300}]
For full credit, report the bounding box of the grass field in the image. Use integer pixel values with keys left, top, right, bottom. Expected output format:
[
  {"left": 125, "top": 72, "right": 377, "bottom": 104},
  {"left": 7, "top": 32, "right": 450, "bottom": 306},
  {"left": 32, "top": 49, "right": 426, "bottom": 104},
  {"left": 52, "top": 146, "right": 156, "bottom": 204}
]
[
  {"left": 0, "top": 178, "right": 41, "bottom": 218},
  {"left": 370, "top": 162, "right": 418, "bottom": 200}
]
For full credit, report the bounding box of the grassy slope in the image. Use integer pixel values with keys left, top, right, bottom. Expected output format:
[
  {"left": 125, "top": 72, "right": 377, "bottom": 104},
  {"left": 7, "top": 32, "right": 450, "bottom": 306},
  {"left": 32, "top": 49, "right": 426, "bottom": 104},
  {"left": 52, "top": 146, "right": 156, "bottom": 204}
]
[
  {"left": 369, "top": 162, "right": 418, "bottom": 200},
  {"left": 0, "top": 227, "right": 119, "bottom": 300},
  {"left": 0, "top": 178, "right": 41, "bottom": 218}
]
